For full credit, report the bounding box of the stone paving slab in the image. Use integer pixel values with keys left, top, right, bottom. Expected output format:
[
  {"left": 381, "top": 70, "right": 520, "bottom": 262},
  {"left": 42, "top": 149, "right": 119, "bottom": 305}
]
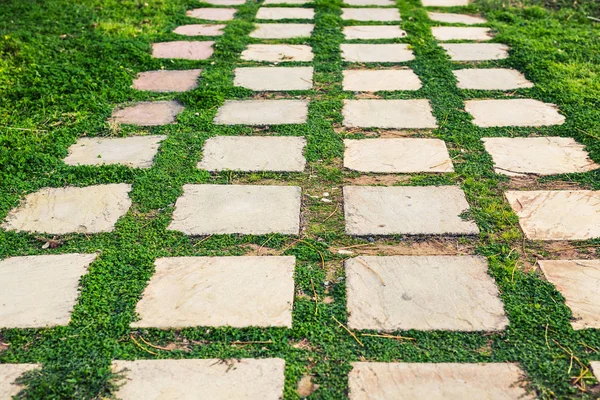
[
  {"left": 454, "top": 68, "right": 533, "bottom": 90},
  {"left": 505, "top": 190, "right": 600, "bottom": 240},
  {"left": 343, "top": 25, "right": 407, "bottom": 39},
  {"left": 250, "top": 23, "right": 314, "bottom": 38},
  {"left": 112, "top": 358, "right": 285, "bottom": 400},
  {"left": 198, "top": 136, "right": 306, "bottom": 171},
  {"left": 132, "top": 69, "right": 201, "bottom": 92},
  {"left": 348, "top": 362, "right": 534, "bottom": 400},
  {"left": 0, "top": 364, "right": 40, "bottom": 399},
  {"left": 205, "top": 0, "right": 245, "bottom": 5},
  {"left": 482, "top": 137, "right": 599, "bottom": 176},
  {"left": 341, "top": 44, "right": 414, "bottom": 62},
  {"left": 422, "top": 0, "right": 470, "bottom": 5},
  {"left": 264, "top": 0, "right": 311, "bottom": 4},
  {"left": 186, "top": 8, "right": 237, "bottom": 20},
  {"left": 342, "top": 99, "right": 437, "bottom": 128},
  {"left": 173, "top": 24, "right": 226, "bottom": 36},
  {"left": 341, "top": 8, "right": 401, "bottom": 21},
  {"left": 152, "top": 41, "right": 214, "bottom": 60},
  {"left": 63, "top": 135, "right": 166, "bottom": 169},
  {"left": 591, "top": 362, "right": 600, "bottom": 381},
  {"left": 111, "top": 100, "right": 184, "bottom": 126},
  {"left": 538, "top": 260, "right": 600, "bottom": 329},
  {"left": 465, "top": 99, "right": 565, "bottom": 127},
  {"left": 132, "top": 256, "right": 295, "bottom": 328},
  {"left": 256, "top": 7, "right": 315, "bottom": 19},
  {"left": 346, "top": 256, "right": 507, "bottom": 331},
  {"left": 345, "top": 0, "right": 394, "bottom": 5},
  {"left": 214, "top": 99, "right": 309, "bottom": 125},
  {"left": 234, "top": 66, "right": 313, "bottom": 90},
  {"left": 432, "top": 26, "right": 493, "bottom": 41},
  {"left": 241, "top": 44, "right": 313, "bottom": 62},
  {"left": 344, "top": 186, "right": 479, "bottom": 235},
  {"left": 2, "top": 184, "right": 132, "bottom": 234},
  {"left": 343, "top": 69, "right": 421, "bottom": 91},
  {"left": 0, "top": 254, "right": 95, "bottom": 328},
  {"left": 168, "top": 184, "right": 301, "bottom": 235},
  {"left": 441, "top": 43, "right": 509, "bottom": 61},
  {"left": 428, "top": 12, "right": 486, "bottom": 24}
]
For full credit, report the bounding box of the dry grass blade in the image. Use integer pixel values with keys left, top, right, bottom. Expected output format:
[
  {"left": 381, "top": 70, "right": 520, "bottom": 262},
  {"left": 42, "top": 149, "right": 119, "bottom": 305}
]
[
  {"left": 361, "top": 333, "right": 415, "bottom": 341},
  {"left": 310, "top": 277, "right": 319, "bottom": 315},
  {"left": 332, "top": 316, "right": 364, "bottom": 347},
  {"left": 355, "top": 257, "right": 385, "bottom": 286},
  {"left": 130, "top": 334, "right": 157, "bottom": 355}
]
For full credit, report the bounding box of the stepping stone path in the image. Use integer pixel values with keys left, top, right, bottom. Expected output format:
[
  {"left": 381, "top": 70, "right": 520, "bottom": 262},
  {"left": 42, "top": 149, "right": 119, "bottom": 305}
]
[
  {"left": 341, "top": 8, "right": 401, "bottom": 21},
  {"left": 465, "top": 99, "right": 565, "bottom": 127},
  {"left": 343, "top": 69, "right": 421, "bottom": 91},
  {"left": 186, "top": 8, "right": 237, "bottom": 20},
  {"left": 234, "top": 66, "right": 313, "bottom": 90},
  {"left": 441, "top": 43, "right": 509, "bottom": 61},
  {"left": 0, "top": 364, "right": 40, "bottom": 398},
  {"left": 173, "top": 24, "right": 226, "bottom": 36},
  {"left": 111, "top": 100, "right": 184, "bottom": 126},
  {"left": 343, "top": 25, "right": 407, "bottom": 39},
  {"left": 250, "top": 23, "right": 314, "bottom": 38},
  {"left": 428, "top": 11, "right": 487, "bottom": 24},
  {"left": 152, "top": 41, "right": 214, "bottom": 60},
  {"left": 241, "top": 44, "right": 314, "bottom": 61},
  {"left": 342, "top": 99, "right": 437, "bottom": 128},
  {"left": 432, "top": 26, "right": 493, "bottom": 41},
  {"left": 454, "top": 68, "right": 533, "bottom": 90},
  {"left": 341, "top": 44, "right": 414, "bottom": 62},
  {"left": 256, "top": 7, "right": 315, "bottom": 19},
  {"left": 214, "top": 99, "right": 309, "bottom": 125},
  {"left": 132, "top": 69, "right": 202, "bottom": 92}
]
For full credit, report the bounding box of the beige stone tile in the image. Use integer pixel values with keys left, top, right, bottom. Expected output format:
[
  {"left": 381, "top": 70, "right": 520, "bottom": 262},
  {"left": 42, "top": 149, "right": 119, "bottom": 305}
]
[
  {"left": 151, "top": 41, "right": 214, "bottom": 60},
  {"left": 168, "top": 184, "right": 301, "bottom": 235},
  {"left": 343, "top": 25, "right": 406, "bottom": 39},
  {"left": 342, "top": 99, "right": 437, "bottom": 129},
  {"left": 428, "top": 12, "right": 486, "bottom": 24},
  {"left": 432, "top": 26, "right": 493, "bottom": 41},
  {"left": 132, "top": 69, "right": 202, "bottom": 92},
  {"left": 505, "top": 190, "right": 600, "bottom": 240},
  {"left": 205, "top": 0, "right": 245, "bottom": 5},
  {"left": 341, "top": 44, "right": 414, "bottom": 62},
  {"left": 343, "top": 69, "right": 421, "bottom": 91},
  {"left": 2, "top": 184, "right": 132, "bottom": 234},
  {"left": 0, "top": 364, "right": 41, "bottom": 399},
  {"left": 241, "top": 44, "right": 313, "bottom": 62},
  {"left": 112, "top": 359, "right": 285, "bottom": 400},
  {"left": 441, "top": 43, "right": 509, "bottom": 61},
  {"left": 465, "top": 99, "right": 565, "bottom": 127},
  {"left": 422, "top": 0, "right": 469, "bottom": 5},
  {"left": 214, "top": 99, "right": 308, "bottom": 125},
  {"left": 482, "top": 137, "right": 598, "bottom": 176},
  {"left": 341, "top": 8, "right": 401, "bottom": 21},
  {"left": 111, "top": 101, "right": 184, "bottom": 126},
  {"left": 186, "top": 8, "right": 237, "bottom": 20},
  {"left": 591, "top": 362, "right": 600, "bottom": 381},
  {"left": 264, "top": 0, "right": 311, "bottom": 4},
  {"left": 454, "top": 68, "right": 533, "bottom": 90},
  {"left": 343, "top": 186, "right": 479, "bottom": 235},
  {"left": 250, "top": 23, "right": 314, "bottom": 38},
  {"left": 173, "top": 24, "right": 226, "bottom": 36},
  {"left": 256, "top": 7, "right": 314, "bottom": 19},
  {"left": 345, "top": 0, "right": 394, "bottom": 5},
  {"left": 0, "top": 254, "right": 95, "bottom": 328},
  {"left": 234, "top": 67, "right": 313, "bottom": 90}
]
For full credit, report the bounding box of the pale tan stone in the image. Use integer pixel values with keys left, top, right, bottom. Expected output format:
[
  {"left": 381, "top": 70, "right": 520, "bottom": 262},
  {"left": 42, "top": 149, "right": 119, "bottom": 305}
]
[
  {"left": 168, "top": 184, "right": 301, "bottom": 235},
  {"left": 343, "top": 25, "right": 406, "bottom": 39},
  {"left": 132, "top": 69, "right": 201, "bottom": 92},
  {"left": 173, "top": 24, "right": 226, "bottom": 36},
  {"left": 454, "top": 68, "right": 533, "bottom": 90},
  {"left": 432, "top": 26, "right": 493, "bottom": 41},
  {"left": 482, "top": 137, "right": 599, "bottom": 176},
  {"left": 2, "top": 184, "right": 132, "bottom": 234},
  {"left": 344, "top": 139, "right": 453, "bottom": 173},
  {"left": 344, "top": 186, "right": 479, "bottom": 235},
  {"left": 506, "top": 190, "right": 600, "bottom": 240},
  {"left": 214, "top": 100, "right": 309, "bottom": 125},
  {"left": 348, "top": 362, "right": 534, "bottom": 400},
  {"left": 256, "top": 7, "right": 314, "bottom": 19},
  {"left": 422, "top": 0, "right": 469, "bottom": 5},
  {"left": 341, "top": 44, "right": 414, "bottom": 62},
  {"left": 186, "top": 8, "right": 237, "bottom": 20},
  {"left": 0, "top": 364, "right": 40, "bottom": 399},
  {"left": 0, "top": 254, "right": 95, "bottom": 328},
  {"left": 112, "top": 359, "right": 285, "bottom": 400},
  {"left": 343, "top": 69, "right": 421, "bottom": 91},
  {"left": 442, "top": 43, "right": 509, "bottom": 61},
  {"left": 250, "top": 23, "right": 314, "bottom": 38},
  {"left": 591, "top": 362, "right": 600, "bottom": 381},
  {"left": 205, "top": 0, "right": 245, "bottom": 5},
  {"left": 341, "top": 8, "right": 401, "bottom": 21},
  {"left": 264, "top": 0, "right": 311, "bottom": 4},
  {"left": 152, "top": 41, "right": 214, "bottom": 60},
  {"left": 345, "top": 0, "right": 394, "bottom": 5},
  {"left": 428, "top": 12, "right": 486, "bottom": 24},
  {"left": 234, "top": 67, "right": 313, "bottom": 90},
  {"left": 465, "top": 99, "right": 565, "bottom": 127},
  {"left": 342, "top": 100, "right": 437, "bottom": 129},
  {"left": 241, "top": 44, "right": 313, "bottom": 62},
  {"left": 111, "top": 101, "right": 184, "bottom": 126}
]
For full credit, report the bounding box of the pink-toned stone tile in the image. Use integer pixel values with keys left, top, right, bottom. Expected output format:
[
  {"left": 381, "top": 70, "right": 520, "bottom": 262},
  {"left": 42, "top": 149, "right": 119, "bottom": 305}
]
[
  {"left": 187, "top": 8, "right": 237, "bottom": 20},
  {"left": 152, "top": 41, "right": 214, "bottom": 60},
  {"left": 132, "top": 70, "right": 201, "bottom": 92},
  {"left": 173, "top": 24, "right": 226, "bottom": 36},
  {"left": 111, "top": 101, "right": 184, "bottom": 126}
]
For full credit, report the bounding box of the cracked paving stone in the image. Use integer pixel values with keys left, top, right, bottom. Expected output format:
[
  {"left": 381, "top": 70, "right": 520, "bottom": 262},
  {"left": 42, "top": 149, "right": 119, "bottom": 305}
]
[
  {"left": 186, "top": 8, "right": 237, "bottom": 20},
  {"left": 234, "top": 66, "right": 313, "bottom": 90},
  {"left": 341, "top": 44, "right": 414, "bottom": 62},
  {"left": 441, "top": 43, "right": 509, "bottom": 61},
  {"left": 465, "top": 99, "right": 565, "bottom": 127},
  {"left": 255, "top": 7, "right": 314, "bottom": 19},
  {"left": 342, "top": 99, "right": 437, "bottom": 129},
  {"left": 432, "top": 26, "right": 493, "bottom": 41},
  {"left": 428, "top": 12, "right": 486, "bottom": 24},
  {"left": 152, "top": 41, "right": 214, "bottom": 60},
  {"left": 454, "top": 68, "right": 533, "bottom": 90},
  {"left": 343, "top": 25, "right": 406, "bottom": 39},
  {"left": 0, "top": 364, "right": 41, "bottom": 398},
  {"left": 214, "top": 99, "right": 309, "bottom": 125},
  {"left": 132, "top": 69, "right": 202, "bottom": 92},
  {"left": 241, "top": 44, "right": 313, "bottom": 62},
  {"left": 341, "top": 8, "right": 401, "bottom": 21},
  {"left": 111, "top": 100, "right": 184, "bottom": 126},
  {"left": 250, "top": 23, "right": 314, "bottom": 38},
  {"left": 173, "top": 24, "right": 226, "bottom": 36},
  {"left": 343, "top": 69, "right": 421, "bottom": 91}
]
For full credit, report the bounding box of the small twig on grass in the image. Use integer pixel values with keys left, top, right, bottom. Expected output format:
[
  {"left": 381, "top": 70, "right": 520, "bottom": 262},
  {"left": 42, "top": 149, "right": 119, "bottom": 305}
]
[
  {"left": 231, "top": 340, "right": 273, "bottom": 346},
  {"left": 299, "top": 240, "right": 325, "bottom": 270},
  {"left": 361, "top": 333, "right": 415, "bottom": 342},
  {"left": 130, "top": 334, "right": 157, "bottom": 355},
  {"left": 336, "top": 244, "right": 374, "bottom": 250},
  {"left": 193, "top": 234, "right": 214, "bottom": 247},
  {"left": 323, "top": 204, "right": 339, "bottom": 222},
  {"left": 138, "top": 336, "right": 173, "bottom": 352},
  {"left": 586, "top": 16, "right": 600, "bottom": 22},
  {"left": 552, "top": 339, "right": 588, "bottom": 386},
  {"left": 257, "top": 234, "right": 276, "bottom": 255},
  {"left": 332, "top": 316, "right": 363, "bottom": 347},
  {"left": 356, "top": 257, "right": 385, "bottom": 286},
  {"left": 310, "top": 278, "right": 319, "bottom": 315}
]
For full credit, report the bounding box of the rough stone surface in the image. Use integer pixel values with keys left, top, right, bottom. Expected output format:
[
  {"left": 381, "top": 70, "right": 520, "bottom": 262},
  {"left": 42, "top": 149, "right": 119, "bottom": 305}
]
[
  {"left": 63, "top": 135, "right": 166, "bottom": 168},
  {"left": 428, "top": 12, "right": 486, "bottom": 24},
  {"left": 341, "top": 8, "right": 401, "bottom": 21},
  {"left": 250, "top": 23, "right": 314, "bottom": 38},
  {"left": 343, "top": 25, "right": 406, "bottom": 39},
  {"left": 264, "top": 0, "right": 311, "bottom": 4},
  {"left": 168, "top": 184, "right": 301, "bottom": 235},
  {"left": 152, "top": 41, "right": 214, "bottom": 60},
  {"left": 345, "top": 0, "right": 394, "bottom": 5},
  {"left": 342, "top": 100, "right": 437, "bottom": 129},
  {"left": 465, "top": 99, "right": 565, "bottom": 127},
  {"left": 132, "top": 69, "right": 202, "bottom": 92},
  {"left": 505, "top": 190, "right": 600, "bottom": 240},
  {"left": 482, "top": 137, "right": 599, "bottom": 176},
  {"left": 198, "top": 136, "right": 307, "bottom": 171},
  {"left": 2, "top": 184, "right": 132, "bottom": 234},
  {"left": 539, "top": 260, "right": 600, "bottom": 329},
  {"left": 591, "top": 362, "right": 600, "bottom": 381},
  {"left": 214, "top": 100, "right": 309, "bottom": 125},
  {"left": 234, "top": 66, "right": 313, "bottom": 90},
  {"left": 241, "top": 44, "right": 313, "bottom": 62},
  {"left": 343, "top": 186, "right": 479, "bottom": 235},
  {"left": 173, "top": 24, "right": 226, "bottom": 36},
  {"left": 186, "top": 8, "right": 237, "bottom": 20},
  {"left": 342, "top": 69, "right": 421, "bottom": 91},
  {"left": 0, "top": 364, "right": 40, "bottom": 399},
  {"left": 132, "top": 256, "right": 295, "bottom": 328},
  {"left": 205, "top": 0, "right": 245, "bottom": 5},
  {"left": 256, "top": 7, "right": 314, "bottom": 19},
  {"left": 422, "top": 0, "right": 469, "bottom": 5},
  {"left": 341, "top": 44, "right": 414, "bottom": 62},
  {"left": 454, "top": 68, "right": 533, "bottom": 90},
  {"left": 344, "top": 138, "right": 453, "bottom": 173},
  {"left": 432, "top": 26, "right": 493, "bottom": 41},
  {"left": 441, "top": 43, "right": 509, "bottom": 61},
  {"left": 348, "top": 363, "right": 534, "bottom": 400},
  {"left": 112, "top": 359, "right": 285, "bottom": 400},
  {"left": 0, "top": 254, "right": 95, "bottom": 328},
  {"left": 111, "top": 101, "right": 184, "bottom": 126}
]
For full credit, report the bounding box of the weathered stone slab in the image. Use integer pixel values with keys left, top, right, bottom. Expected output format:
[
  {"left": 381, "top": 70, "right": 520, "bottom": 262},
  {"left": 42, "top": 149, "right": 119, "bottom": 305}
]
[
  {"left": 341, "top": 44, "right": 414, "bottom": 62},
  {"left": 2, "top": 184, "right": 132, "bottom": 234},
  {"left": 111, "top": 101, "right": 184, "bottom": 126},
  {"left": 505, "top": 190, "right": 600, "bottom": 240},
  {"left": 591, "top": 362, "right": 600, "bottom": 381},
  {"left": 428, "top": 12, "right": 486, "bottom": 24},
  {"left": 342, "top": 100, "right": 437, "bottom": 128},
  {"left": 343, "top": 25, "right": 406, "bottom": 39},
  {"left": 152, "top": 41, "right": 214, "bottom": 60},
  {"left": 186, "top": 8, "right": 237, "bottom": 20},
  {"left": 441, "top": 43, "right": 509, "bottom": 61},
  {"left": 205, "top": 0, "right": 245, "bottom": 5},
  {"left": 168, "top": 184, "right": 301, "bottom": 235},
  {"left": 214, "top": 100, "right": 309, "bottom": 125},
  {"left": 250, "top": 23, "right": 314, "bottom": 38},
  {"left": 112, "top": 359, "right": 285, "bottom": 400},
  {"left": 132, "top": 69, "right": 202, "bottom": 92},
  {"left": 344, "top": 138, "right": 453, "bottom": 173},
  {"left": 539, "top": 260, "right": 600, "bottom": 329},
  {"left": 465, "top": 99, "right": 565, "bottom": 127},
  {"left": 482, "top": 137, "right": 599, "bottom": 176},
  {"left": 345, "top": 0, "right": 394, "bottom": 5},
  {"left": 341, "top": 8, "right": 401, "bottom": 21},
  {"left": 432, "top": 26, "right": 493, "bottom": 41},
  {"left": 241, "top": 44, "right": 313, "bottom": 62},
  {"left": 0, "top": 364, "right": 40, "bottom": 399},
  {"left": 422, "top": 0, "right": 469, "bottom": 5},
  {"left": 0, "top": 254, "right": 95, "bottom": 328},
  {"left": 348, "top": 363, "right": 534, "bottom": 400},
  {"left": 344, "top": 186, "right": 479, "bottom": 235},
  {"left": 198, "top": 136, "right": 306, "bottom": 171},
  {"left": 454, "top": 68, "right": 533, "bottom": 90},
  {"left": 264, "top": 0, "right": 311, "bottom": 4},
  {"left": 256, "top": 7, "right": 314, "bottom": 19},
  {"left": 343, "top": 69, "right": 421, "bottom": 91},
  {"left": 234, "top": 67, "right": 313, "bottom": 90},
  {"left": 173, "top": 24, "right": 226, "bottom": 36}
]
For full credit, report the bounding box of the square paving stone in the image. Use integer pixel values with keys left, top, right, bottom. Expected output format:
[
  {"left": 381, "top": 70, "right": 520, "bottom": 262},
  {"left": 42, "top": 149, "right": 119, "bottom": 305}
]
[
  {"left": 341, "top": 8, "right": 401, "bottom": 21},
  {"left": 234, "top": 67, "right": 313, "bottom": 90},
  {"left": 441, "top": 43, "right": 509, "bottom": 61},
  {"left": 241, "top": 44, "right": 313, "bottom": 62},
  {"left": 342, "top": 100, "right": 437, "bottom": 129},
  {"left": 344, "top": 186, "right": 479, "bottom": 235},
  {"left": 250, "top": 23, "right": 314, "bottom": 38},
  {"left": 539, "top": 260, "right": 600, "bottom": 329},
  {"left": 0, "top": 254, "right": 96, "bottom": 328},
  {"left": 432, "top": 26, "right": 493, "bottom": 41},
  {"left": 214, "top": 100, "right": 309, "bottom": 125},
  {"left": 152, "top": 41, "right": 214, "bottom": 60},
  {"left": 264, "top": 0, "right": 311, "bottom": 4},
  {"left": 132, "top": 256, "right": 295, "bottom": 328},
  {"left": 344, "top": 25, "right": 407, "bottom": 39},
  {"left": 482, "top": 137, "right": 599, "bottom": 176},
  {"left": 186, "top": 8, "right": 237, "bottom": 20},
  {"left": 173, "top": 24, "right": 226, "bottom": 36},
  {"left": 198, "top": 136, "right": 306, "bottom": 171},
  {"left": 345, "top": 256, "right": 508, "bottom": 331},
  {"left": 2, "top": 184, "right": 132, "bottom": 234},
  {"left": 132, "top": 69, "right": 202, "bottom": 92},
  {"left": 428, "top": 12, "right": 486, "bottom": 24},
  {"left": 454, "top": 68, "right": 533, "bottom": 90},
  {"left": 344, "top": 138, "right": 453, "bottom": 173},
  {"left": 112, "top": 359, "right": 285, "bottom": 400},
  {"left": 111, "top": 101, "right": 184, "bottom": 126},
  {"left": 63, "top": 135, "right": 166, "bottom": 169},
  {"left": 345, "top": 0, "right": 394, "bottom": 5},
  {"left": 465, "top": 99, "right": 565, "bottom": 127},
  {"left": 341, "top": 44, "right": 414, "bottom": 62},
  {"left": 505, "top": 190, "right": 600, "bottom": 240},
  {"left": 348, "top": 362, "right": 534, "bottom": 400},
  {"left": 168, "top": 184, "right": 301, "bottom": 235},
  {"left": 256, "top": 7, "right": 315, "bottom": 19},
  {"left": 422, "top": 0, "right": 470, "bottom": 5},
  {"left": 0, "top": 364, "right": 41, "bottom": 399},
  {"left": 205, "top": 0, "right": 245, "bottom": 5},
  {"left": 343, "top": 69, "right": 421, "bottom": 91}
]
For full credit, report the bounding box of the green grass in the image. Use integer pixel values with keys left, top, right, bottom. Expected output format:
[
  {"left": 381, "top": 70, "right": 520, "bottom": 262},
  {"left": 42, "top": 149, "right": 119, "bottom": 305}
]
[{"left": 1, "top": 0, "right": 600, "bottom": 398}]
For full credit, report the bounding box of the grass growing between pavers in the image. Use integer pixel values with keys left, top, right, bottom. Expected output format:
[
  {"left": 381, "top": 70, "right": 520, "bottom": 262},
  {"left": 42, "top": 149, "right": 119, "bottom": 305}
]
[{"left": 0, "top": 0, "right": 599, "bottom": 398}]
